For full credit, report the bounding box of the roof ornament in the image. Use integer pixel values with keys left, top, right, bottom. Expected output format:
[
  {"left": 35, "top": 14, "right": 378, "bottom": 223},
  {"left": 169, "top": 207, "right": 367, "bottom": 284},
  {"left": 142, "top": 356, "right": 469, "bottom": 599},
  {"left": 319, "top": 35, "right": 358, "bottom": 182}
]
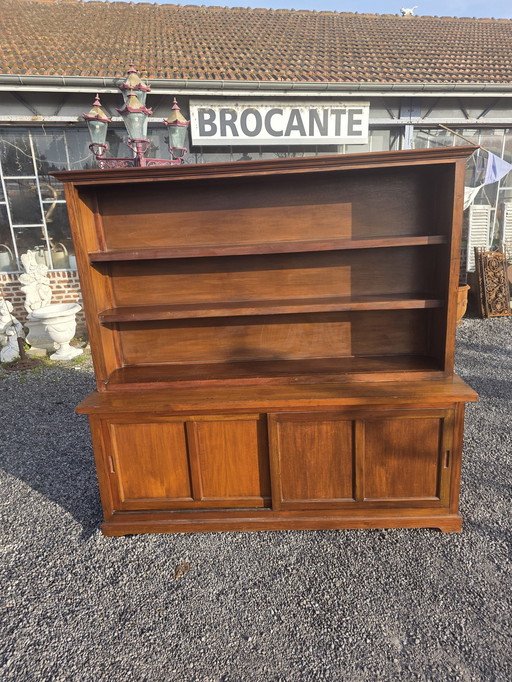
[{"left": 400, "top": 6, "right": 418, "bottom": 16}]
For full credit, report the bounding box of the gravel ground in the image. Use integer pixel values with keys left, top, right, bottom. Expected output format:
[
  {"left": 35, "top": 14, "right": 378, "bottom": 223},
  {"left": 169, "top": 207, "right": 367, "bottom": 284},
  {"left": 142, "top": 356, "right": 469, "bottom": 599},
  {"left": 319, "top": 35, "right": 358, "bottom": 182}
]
[{"left": 1, "top": 317, "right": 511, "bottom": 682}]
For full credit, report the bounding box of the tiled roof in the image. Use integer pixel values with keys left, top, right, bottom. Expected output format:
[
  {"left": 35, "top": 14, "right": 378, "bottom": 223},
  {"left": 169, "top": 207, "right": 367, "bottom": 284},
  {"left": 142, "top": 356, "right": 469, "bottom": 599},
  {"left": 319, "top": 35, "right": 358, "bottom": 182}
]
[{"left": 1, "top": 0, "right": 511, "bottom": 84}]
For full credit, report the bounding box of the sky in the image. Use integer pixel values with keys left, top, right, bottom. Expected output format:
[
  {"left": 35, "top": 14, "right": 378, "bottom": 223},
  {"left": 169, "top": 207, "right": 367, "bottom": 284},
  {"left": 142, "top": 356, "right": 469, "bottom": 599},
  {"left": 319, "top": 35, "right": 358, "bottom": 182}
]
[{"left": 126, "top": 1, "right": 511, "bottom": 19}]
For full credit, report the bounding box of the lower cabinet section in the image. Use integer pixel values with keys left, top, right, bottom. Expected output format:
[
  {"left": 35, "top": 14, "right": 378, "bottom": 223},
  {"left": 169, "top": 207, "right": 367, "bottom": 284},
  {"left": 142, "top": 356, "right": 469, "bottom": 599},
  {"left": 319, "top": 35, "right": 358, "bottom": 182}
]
[{"left": 86, "top": 399, "right": 468, "bottom": 535}]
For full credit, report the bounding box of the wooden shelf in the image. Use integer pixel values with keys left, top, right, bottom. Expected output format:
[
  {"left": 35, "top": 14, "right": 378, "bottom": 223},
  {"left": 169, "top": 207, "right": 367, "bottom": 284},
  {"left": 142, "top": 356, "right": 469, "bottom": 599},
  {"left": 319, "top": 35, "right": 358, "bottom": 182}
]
[
  {"left": 89, "top": 234, "right": 448, "bottom": 262},
  {"left": 79, "top": 375, "right": 479, "bottom": 412},
  {"left": 99, "top": 295, "right": 444, "bottom": 323},
  {"left": 105, "top": 356, "right": 445, "bottom": 390}
]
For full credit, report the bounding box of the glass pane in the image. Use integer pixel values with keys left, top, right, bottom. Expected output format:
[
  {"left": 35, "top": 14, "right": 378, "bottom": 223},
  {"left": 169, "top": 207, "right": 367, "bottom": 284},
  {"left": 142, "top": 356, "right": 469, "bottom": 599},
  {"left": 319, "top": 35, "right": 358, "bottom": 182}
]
[
  {"left": 467, "top": 147, "right": 486, "bottom": 188},
  {"left": 201, "top": 150, "right": 234, "bottom": 163},
  {"left": 345, "top": 141, "right": 371, "bottom": 153},
  {"left": 43, "top": 200, "right": 68, "bottom": 235},
  {"left": 45, "top": 204, "right": 74, "bottom": 269},
  {"left": 236, "top": 151, "right": 257, "bottom": 161},
  {"left": 64, "top": 128, "right": 95, "bottom": 170},
  {"left": 476, "top": 184, "right": 499, "bottom": 207},
  {"left": 0, "top": 205, "right": 17, "bottom": 272},
  {"left": 39, "top": 176, "right": 65, "bottom": 202},
  {"left": 31, "top": 128, "right": 68, "bottom": 174},
  {"left": 258, "top": 145, "right": 293, "bottom": 157},
  {"left": 273, "top": 150, "right": 305, "bottom": 159},
  {"left": 66, "top": 126, "right": 128, "bottom": 168},
  {"left": 413, "top": 128, "right": 455, "bottom": 149},
  {"left": 183, "top": 151, "right": 203, "bottom": 165},
  {"left": 5, "top": 179, "right": 43, "bottom": 225},
  {"left": 147, "top": 126, "right": 170, "bottom": 160},
  {"left": 454, "top": 128, "right": 479, "bottom": 147},
  {"left": 499, "top": 129, "right": 512, "bottom": 187},
  {"left": 503, "top": 129, "right": 512, "bottom": 164},
  {"left": 499, "top": 188, "right": 512, "bottom": 201},
  {"left": 369, "top": 129, "right": 391, "bottom": 152},
  {"left": 389, "top": 128, "right": 402, "bottom": 150},
  {"left": 462, "top": 129, "right": 512, "bottom": 189},
  {"left": 13, "top": 225, "right": 47, "bottom": 258},
  {"left": 313, "top": 145, "right": 338, "bottom": 155},
  {"left": 476, "top": 129, "right": 503, "bottom": 156},
  {"left": 105, "top": 128, "right": 127, "bottom": 159},
  {"left": 0, "top": 129, "right": 36, "bottom": 176},
  {"left": 413, "top": 129, "right": 432, "bottom": 149}
]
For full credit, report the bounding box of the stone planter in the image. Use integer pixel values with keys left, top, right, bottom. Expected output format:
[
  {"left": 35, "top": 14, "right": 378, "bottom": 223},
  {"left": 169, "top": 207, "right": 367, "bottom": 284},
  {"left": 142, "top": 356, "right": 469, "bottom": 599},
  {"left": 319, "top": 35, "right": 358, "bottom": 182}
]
[
  {"left": 31, "top": 303, "right": 83, "bottom": 361},
  {"left": 25, "top": 316, "right": 56, "bottom": 351}
]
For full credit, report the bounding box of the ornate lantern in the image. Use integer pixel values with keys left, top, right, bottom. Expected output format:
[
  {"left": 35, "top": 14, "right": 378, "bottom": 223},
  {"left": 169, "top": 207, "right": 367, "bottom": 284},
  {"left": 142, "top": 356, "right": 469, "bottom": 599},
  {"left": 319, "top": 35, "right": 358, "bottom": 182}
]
[{"left": 83, "top": 66, "right": 190, "bottom": 168}]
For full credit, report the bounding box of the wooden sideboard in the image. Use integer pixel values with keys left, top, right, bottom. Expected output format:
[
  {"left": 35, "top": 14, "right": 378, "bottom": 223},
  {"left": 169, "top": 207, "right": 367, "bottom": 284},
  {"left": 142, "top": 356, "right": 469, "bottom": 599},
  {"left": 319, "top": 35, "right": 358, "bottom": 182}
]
[{"left": 54, "top": 147, "right": 477, "bottom": 535}]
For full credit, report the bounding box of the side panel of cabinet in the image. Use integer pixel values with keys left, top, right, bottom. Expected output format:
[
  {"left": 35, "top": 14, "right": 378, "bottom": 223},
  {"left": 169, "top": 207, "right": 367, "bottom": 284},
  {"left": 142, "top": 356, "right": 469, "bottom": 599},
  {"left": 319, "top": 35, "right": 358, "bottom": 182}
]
[{"left": 102, "top": 414, "right": 270, "bottom": 511}]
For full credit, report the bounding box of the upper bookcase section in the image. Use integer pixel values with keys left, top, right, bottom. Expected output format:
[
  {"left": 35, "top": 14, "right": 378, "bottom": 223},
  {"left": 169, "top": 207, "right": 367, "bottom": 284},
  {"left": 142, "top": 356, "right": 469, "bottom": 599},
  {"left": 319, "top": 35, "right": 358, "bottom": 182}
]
[{"left": 54, "top": 147, "right": 474, "bottom": 259}]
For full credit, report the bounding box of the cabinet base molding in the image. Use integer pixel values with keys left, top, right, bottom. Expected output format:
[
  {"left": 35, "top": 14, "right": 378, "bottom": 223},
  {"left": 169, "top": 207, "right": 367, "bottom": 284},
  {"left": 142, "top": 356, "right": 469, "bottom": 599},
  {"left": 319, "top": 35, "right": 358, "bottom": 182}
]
[{"left": 101, "top": 511, "right": 463, "bottom": 536}]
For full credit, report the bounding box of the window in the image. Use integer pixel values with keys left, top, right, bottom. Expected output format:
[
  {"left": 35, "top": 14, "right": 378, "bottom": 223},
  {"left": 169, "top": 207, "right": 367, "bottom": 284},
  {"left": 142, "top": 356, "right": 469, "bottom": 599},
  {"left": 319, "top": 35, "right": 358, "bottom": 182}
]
[
  {"left": 0, "top": 125, "right": 130, "bottom": 272},
  {"left": 0, "top": 127, "right": 78, "bottom": 272},
  {"left": 414, "top": 128, "right": 512, "bottom": 247}
]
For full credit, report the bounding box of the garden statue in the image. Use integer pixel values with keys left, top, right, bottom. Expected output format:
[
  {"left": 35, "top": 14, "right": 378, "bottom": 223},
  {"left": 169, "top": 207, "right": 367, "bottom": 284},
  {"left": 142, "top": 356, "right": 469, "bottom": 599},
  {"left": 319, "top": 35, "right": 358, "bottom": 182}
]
[
  {"left": 19, "top": 250, "right": 52, "bottom": 313},
  {"left": 19, "top": 250, "right": 54, "bottom": 349},
  {"left": 0, "top": 299, "right": 25, "bottom": 363}
]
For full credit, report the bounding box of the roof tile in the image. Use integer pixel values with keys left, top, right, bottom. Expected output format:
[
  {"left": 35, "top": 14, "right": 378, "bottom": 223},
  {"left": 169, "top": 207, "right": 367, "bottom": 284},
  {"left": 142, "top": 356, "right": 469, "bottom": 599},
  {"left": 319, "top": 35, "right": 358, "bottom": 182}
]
[{"left": 0, "top": 1, "right": 511, "bottom": 84}]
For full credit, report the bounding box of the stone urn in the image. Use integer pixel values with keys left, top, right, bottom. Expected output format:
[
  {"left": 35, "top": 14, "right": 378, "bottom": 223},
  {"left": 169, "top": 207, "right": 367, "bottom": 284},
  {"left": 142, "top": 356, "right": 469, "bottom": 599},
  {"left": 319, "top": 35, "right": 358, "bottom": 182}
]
[
  {"left": 25, "top": 315, "right": 57, "bottom": 350},
  {"left": 31, "top": 303, "right": 83, "bottom": 361}
]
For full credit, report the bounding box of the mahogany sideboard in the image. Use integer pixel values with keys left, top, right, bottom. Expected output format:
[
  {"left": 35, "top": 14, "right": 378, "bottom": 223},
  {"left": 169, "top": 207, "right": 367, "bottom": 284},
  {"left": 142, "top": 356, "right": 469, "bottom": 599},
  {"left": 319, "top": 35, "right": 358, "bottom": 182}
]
[{"left": 54, "top": 147, "right": 478, "bottom": 535}]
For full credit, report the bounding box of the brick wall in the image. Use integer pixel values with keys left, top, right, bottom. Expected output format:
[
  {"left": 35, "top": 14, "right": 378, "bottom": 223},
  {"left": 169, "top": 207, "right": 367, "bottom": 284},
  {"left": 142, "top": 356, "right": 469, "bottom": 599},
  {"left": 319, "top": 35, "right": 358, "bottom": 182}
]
[{"left": 0, "top": 271, "right": 87, "bottom": 338}]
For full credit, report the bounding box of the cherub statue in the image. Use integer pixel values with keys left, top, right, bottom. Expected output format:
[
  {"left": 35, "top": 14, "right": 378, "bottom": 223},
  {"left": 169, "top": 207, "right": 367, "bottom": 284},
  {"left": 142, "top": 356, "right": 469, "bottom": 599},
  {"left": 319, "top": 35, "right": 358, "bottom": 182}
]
[
  {"left": 0, "top": 299, "right": 25, "bottom": 363},
  {"left": 19, "top": 250, "right": 52, "bottom": 313},
  {"left": 0, "top": 298, "right": 13, "bottom": 345}
]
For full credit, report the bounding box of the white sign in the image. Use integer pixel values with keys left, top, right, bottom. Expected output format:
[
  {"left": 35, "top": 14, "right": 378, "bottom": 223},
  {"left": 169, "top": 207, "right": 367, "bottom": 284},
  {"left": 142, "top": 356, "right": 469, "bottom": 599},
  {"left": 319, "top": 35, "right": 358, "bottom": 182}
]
[{"left": 190, "top": 100, "right": 370, "bottom": 146}]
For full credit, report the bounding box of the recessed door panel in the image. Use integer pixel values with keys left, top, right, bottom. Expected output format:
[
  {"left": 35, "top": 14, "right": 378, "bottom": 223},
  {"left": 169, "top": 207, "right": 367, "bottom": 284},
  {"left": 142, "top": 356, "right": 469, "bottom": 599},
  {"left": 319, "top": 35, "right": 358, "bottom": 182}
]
[
  {"left": 109, "top": 421, "right": 192, "bottom": 508},
  {"left": 363, "top": 414, "right": 450, "bottom": 502},
  {"left": 187, "top": 416, "right": 270, "bottom": 507},
  {"left": 269, "top": 413, "right": 356, "bottom": 510},
  {"left": 106, "top": 415, "right": 270, "bottom": 511},
  {"left": 269, "top": 408, "right": 454, "bottom": 511}
]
